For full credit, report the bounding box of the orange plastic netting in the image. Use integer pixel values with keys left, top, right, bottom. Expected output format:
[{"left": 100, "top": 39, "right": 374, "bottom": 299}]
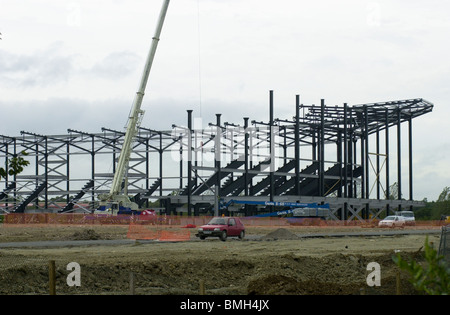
[
  {"left": 126, "top": 223, "right": 191, "bottom": 241},
  {"left": 2, "top": 213, "right": 444, "bottom": 231}
]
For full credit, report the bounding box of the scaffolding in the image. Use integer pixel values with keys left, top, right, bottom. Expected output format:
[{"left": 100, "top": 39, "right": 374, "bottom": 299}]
[{"left": 0, "top": 92, "right": 433, "bottom": 221}]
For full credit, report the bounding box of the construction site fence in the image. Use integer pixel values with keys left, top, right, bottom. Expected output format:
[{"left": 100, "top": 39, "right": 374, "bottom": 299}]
[
  {"left": 126, "top": 223, "right": 191, "bottom": 241},
  {"left": 438, "top": 225, "right": 450, "bottom": 264},
  {"left": 0, "top": 213, "right": 447, "bottom": 228}
]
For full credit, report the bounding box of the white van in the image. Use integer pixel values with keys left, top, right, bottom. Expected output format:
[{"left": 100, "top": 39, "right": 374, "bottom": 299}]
[{"left": 395, "top": 211, "right": 415, "bottom": 225}]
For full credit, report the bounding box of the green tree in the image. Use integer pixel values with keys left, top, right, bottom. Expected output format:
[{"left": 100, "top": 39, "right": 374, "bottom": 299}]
[
  {"left": 438, "top": 187, "right": 450, "bottom": 202},
  {"left": 415, "top": 186, "right": 450, "bottom": 221},
  {"left": 0, "top": 151, "right": 30, "bottom": 180}
]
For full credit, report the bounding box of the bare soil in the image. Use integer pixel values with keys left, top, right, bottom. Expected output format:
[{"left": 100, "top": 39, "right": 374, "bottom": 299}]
[{"left": 0, "top": 224, "right": 441, "bottom": 295}]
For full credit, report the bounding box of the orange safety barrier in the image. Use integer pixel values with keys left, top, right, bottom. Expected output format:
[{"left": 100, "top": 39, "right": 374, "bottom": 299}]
[
  {"left": 240, "top": 217, "right": 290, "bottom": 227},
  {"left": 126, "top": 223, "right": 191, "bottom": 241},
  {"left": 158, "top": 229, "right": 191, "bottom": 242},
  {"left": 126, "top": 223, "right": 159, "bottom": 240},
  {"left": 2, "top": 213, "right": 137, "bottom": 225},
  {"left": 4, "top": 213, "right": 52, "bottom": 225},
  {"left": 2, "top": 213, "right": 446, "bottom": 230}
]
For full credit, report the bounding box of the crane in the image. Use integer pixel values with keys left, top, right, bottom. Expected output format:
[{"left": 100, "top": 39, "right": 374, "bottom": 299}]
[{"left": 98, "top": 0, "right": 170, "bottom": 214}]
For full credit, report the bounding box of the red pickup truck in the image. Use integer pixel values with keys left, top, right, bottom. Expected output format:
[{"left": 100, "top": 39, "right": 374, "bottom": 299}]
[{"left": 196, "top": 216, "right": 245, "bottom": 241}]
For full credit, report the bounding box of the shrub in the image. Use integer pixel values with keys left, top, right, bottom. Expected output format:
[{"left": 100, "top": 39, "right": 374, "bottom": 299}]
[{"left": 393, "top": 237, "right": 449, "bottom": 295}]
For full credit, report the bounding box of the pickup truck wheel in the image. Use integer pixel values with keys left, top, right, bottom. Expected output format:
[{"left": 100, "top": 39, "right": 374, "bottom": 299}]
[
  {"left": 220, "top": 230, "right": 227, "bottom": 241},
  {"left": 239, "top": 230, "right": 245, "bottom": 239},
  {"left": 199, "top": 235, "right": 206, "bottom": 240}
]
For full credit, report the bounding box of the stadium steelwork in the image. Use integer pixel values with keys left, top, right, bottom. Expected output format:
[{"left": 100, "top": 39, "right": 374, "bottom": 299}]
[{"left": 0, "top": 92, "right": 433, "bottom": 222}]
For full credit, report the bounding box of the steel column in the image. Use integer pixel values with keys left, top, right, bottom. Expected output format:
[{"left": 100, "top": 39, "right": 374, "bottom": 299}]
[
  {"left": 319, "top": 99, "right": 325, "bottom": 196},
  {"left": 408, "top": 115, "right": 413, "bottom": 209},
  {"left": 343, "top": 103, "right": 348, "bottom": 199},
  {"left": 269, "top": 91, "right": 275, "bottom": 205},
  {"left": 214, "top": 113, "right": 221, "bottom": 216},
  {"left": 385, "top": 109, "right": 390, "bottom": 215},
  {"left": 397, "top": 108, "right": 402, "bottom": 211},
  {"left": 295, "top": 95, "right": 300, "bottom": 195},
  {"left": 187, "top": 109, "right": 193, "bottom": 216},
  {"left": 244, "top": 117, "right": 249, "bottom": 197}
]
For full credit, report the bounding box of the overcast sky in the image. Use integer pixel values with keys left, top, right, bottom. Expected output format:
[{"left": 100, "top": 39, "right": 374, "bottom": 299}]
[{"left": 0, "top": 0, "right": 449, "bottom": 201}]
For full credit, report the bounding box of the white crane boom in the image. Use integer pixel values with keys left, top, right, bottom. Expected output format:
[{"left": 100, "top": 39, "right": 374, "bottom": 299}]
[{"left": 99, "top": 0, "right": 170, "bottom": 213}]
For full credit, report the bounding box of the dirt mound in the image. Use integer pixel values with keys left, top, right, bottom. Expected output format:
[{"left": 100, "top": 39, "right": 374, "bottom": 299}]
[
  {"left": 71, "top": 229, "right": 101, "bottom": 240},
  {"left": 247, "top": 274, "right": 361, "bottom": 295},
  {"left": 260, "top": 228, "right": 300, "bottom": 240},
  {"left": 0, "top": 225, "right": 432, "bottom": 295},
  {"left": 246, "top": 252, "right": 420, "bottom": 295}
]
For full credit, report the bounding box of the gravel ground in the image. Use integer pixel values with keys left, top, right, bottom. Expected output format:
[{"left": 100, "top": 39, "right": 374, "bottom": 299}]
[{"left": 0, "top": 224, "right": 442, "bottom": 295}]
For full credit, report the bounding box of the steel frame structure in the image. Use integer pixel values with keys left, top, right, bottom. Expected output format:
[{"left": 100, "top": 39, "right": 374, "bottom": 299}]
[{"left": 0, "top": 92, "right": 433, "bottom": 221}]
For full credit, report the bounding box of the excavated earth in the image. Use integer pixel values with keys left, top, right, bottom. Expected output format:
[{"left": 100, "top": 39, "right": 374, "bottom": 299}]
[{"left": 0, "top": 224, "right": 441, "bottom": 295}]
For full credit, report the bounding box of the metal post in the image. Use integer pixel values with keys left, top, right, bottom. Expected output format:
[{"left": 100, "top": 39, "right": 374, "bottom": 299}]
[
  {"left": 187, "top": 110, "right": 193, "bottom": 216},
  {"left": 349, "top": 109, "right": 354, "bottom": 198},
  {"left": 343, "top": 103, "right": 348, "bottom": 199},
  {"left": 385, "top": 109, "right": 390, "bottom": 215},
  {"left": 337, "top": 132, "right": 342, "bottom": 199},
  {"left": 194, "top": 128, "right": 198, "bottom": 188},
  {"left": 44, "top": 136, "right": 48, "bottom": 209},
  {"left": 408, "top": 116, "right": 413, "bottom": 207},
  {"left": 159, "top": 132, "right": 163, "bottom": 197},
  {"left": 13, "top": 138, "right": 17, "bottom": 208},
  {"left": 199, "top": 279, "right": 206, "bottom": 295},
  {"left": 179, "top": 142, "right": 183, "bottom": 196},
  {"left": 364, "top": 106, "right": 370, "bottom": 219},
  {"left": 269, "top": 91, "right": 275, "bottom": 205},
  {"left": 129, "top": 272, "right": 135, "bottom": 295},
  {"left": 353, "top": 139, "right": 357, "bottom": 198},
  {"left": 91, "top": 136, "right": 95, "bottom": 205},
  {"left": 343, "top": 103, "right": 349, "bottom": 220},
  {"left": 35, "top": 142, "right": 38, "bottom": 209},
  {"left": 397, "top": 108, "right": 402, "bottom": 210},
  {"left": 295, "top": 95, "right": 300, "bottom": 195},
  {"left": 396, "top": 270, "right": 401, "bottom": 295},
  {"left": 243, "top": 117, "right": 249, "bottom": 216},
  {"left": 214, "top": 114, "right": 221, "bottom": 216},
  {"left": 4, "top": 143, "right": 9, "bottom": 209},
  {"left": 320, "top": 99, "right": 325, "bottom": 196},
  {"left": 145, "top": 138, "right": 149, "bottom": 208},
  {"left": 338, "top": 133, "right": 343, "bottom": 222},
  {"left": 283, "top": 126, "right": 287, "bottom": 166},
  {"left": 360, "top": 121, "right": 365, "bottom": 201},
  {"left": 49, "top": 260, "right": 56, "bottom": 295},
  {"left": 244, "top": 117, "right": 249, "bottom": 197},
  {"left": 66, "top": 142, "right": 70, "bottom": 205},
  {"left": 376, "top": 127, "right": 380, "bottom": 200},
  {"left": 364, "top": 106, "right": 369, "bottom": 200}
]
